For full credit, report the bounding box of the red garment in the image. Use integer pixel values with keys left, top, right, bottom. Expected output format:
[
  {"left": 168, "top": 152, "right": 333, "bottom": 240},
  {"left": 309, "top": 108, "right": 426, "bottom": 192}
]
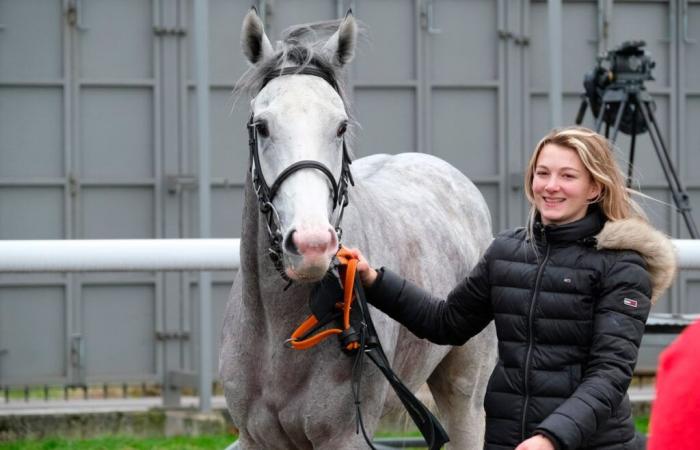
[{"left": 648, "top": 319, "right": 700, "bottom": 450}]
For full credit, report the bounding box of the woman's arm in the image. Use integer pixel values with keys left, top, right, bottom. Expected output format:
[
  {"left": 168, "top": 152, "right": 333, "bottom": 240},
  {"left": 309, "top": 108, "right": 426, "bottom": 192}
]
[
  {"left": 534, "top": 252, "right": 652, "bottom": 449},
  {"left": 350, "top": 247, "right": 494, "bottom": 346}
]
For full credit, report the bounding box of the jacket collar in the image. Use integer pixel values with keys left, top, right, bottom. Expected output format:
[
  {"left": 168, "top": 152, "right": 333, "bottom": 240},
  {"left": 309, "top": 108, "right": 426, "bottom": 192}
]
[{"left": 533, "top": 206, "right": 606, "bottom": 245}]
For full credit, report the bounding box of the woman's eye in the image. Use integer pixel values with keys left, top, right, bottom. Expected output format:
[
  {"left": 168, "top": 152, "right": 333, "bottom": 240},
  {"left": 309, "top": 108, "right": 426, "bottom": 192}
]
[
  {"left": 337, "top": 123, "right": 347, "bottom": 138},
  {"left": 256, "top": 122, "right": 269, "bottom": 138}
]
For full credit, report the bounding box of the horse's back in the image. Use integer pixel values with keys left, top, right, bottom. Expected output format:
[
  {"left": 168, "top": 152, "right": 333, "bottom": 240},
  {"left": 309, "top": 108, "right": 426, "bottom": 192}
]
[{"left": 345, "top": 152, "right": 492, "bottom": 293}]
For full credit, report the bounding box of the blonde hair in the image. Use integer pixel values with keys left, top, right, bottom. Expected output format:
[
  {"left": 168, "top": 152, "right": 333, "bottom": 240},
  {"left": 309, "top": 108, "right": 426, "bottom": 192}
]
[{"left": 524, "top": 126, "right": 647, "bottom": 228}]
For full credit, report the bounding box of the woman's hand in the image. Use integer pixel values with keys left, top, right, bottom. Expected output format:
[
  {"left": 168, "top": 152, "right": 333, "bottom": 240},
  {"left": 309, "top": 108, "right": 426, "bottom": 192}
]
[
  {"left": 346, "top": 247, "right": 378, "bottom": 288},
  {"left": 515, "top": 434, "right": 556, "bottom": 450}
]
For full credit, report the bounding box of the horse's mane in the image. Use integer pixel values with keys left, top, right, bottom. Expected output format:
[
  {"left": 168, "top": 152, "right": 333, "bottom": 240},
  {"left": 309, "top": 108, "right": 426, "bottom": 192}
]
[{"left": 234, "top": 19, "right": 364, "bottom": 155}]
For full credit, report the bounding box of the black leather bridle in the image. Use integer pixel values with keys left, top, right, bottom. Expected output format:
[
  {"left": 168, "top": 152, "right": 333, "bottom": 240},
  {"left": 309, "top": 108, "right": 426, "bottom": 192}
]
[{"left": 247, "top": 66, "right": 354, "bottom": 283}]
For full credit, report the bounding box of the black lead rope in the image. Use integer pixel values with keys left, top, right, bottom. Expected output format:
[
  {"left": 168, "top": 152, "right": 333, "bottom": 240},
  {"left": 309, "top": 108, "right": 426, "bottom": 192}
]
[{"left": 346, "top": 272, "right": 450, "bottom": 450}]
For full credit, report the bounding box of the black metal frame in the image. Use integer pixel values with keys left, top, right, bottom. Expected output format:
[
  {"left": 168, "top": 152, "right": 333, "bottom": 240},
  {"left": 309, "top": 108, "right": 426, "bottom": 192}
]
[{"left": 576, "top": 83, "right": 699, "bottom": 238}]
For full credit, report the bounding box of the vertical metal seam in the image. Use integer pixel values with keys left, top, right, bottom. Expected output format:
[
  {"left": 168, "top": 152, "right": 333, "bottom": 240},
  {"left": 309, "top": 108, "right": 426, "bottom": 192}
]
[
  {"left": 673, "top": 0, "right": 683, "bottom": 313},
  {"left": 179, "top": 0, "right": 191, "bottom": 375},
  {"left": 193, "top": 0, "right": 212, "bottom": 412},
  {"left": 62, "top": 0, "right": 75, "bottom": 387},
  {"left": 416, "top": 0, "right": 425, "bottom": 154},
  {"left": 548, "top": 0, "right": 563, "bottom": 128},
  {"left": 498, "top": 0, "right": 507, "bottom": 231},
  {"left": 522, "top": 0, "right": 531, "bottom": 223},
  {"left": 152, "top": 0, "right": 164, "bottom": 388}
]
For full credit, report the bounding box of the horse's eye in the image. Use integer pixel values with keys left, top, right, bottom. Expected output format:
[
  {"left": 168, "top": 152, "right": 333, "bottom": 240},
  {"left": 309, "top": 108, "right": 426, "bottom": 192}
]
[
  {"left": 337, "top": 123, "right": 347, "bottom": 138},
  {"left": 256, "top": 122, "right": 269, "bottom": 138}
]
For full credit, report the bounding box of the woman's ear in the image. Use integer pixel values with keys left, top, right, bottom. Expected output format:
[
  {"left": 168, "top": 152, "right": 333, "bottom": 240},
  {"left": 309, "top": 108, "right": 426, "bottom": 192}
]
[{"left": 588, "top": 182, "right": 603, "bottom": 202}]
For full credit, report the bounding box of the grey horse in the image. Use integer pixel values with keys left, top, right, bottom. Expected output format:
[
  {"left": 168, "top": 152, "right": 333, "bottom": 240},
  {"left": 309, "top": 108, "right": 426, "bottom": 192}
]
[{"left": 219, "top": 9, "right": 497, "bottom": 449}]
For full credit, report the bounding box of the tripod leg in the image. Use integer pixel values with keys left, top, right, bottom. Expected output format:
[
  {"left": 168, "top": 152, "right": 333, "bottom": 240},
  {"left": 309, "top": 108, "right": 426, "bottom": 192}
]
[
  {"left": 628, "top": 132, "right": 637, "bottom": 188},
  {"left": 609, "top": 94, "right": 627, "bottom": 143},
  {"left": 575, "top": 97, "right": 588, "bottom": 125},
  {"left": 638, "top": 98, "right": 700, "bottom": 238},
  {"left": 595, "top": 99, "right": 607, "bottom": 133},
  {"left": 628, "top": 104, "right": 638, "bottom": 187}
]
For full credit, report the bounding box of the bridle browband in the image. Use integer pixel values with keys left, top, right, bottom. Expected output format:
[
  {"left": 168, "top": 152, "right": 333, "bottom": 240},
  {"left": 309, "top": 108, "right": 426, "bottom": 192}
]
[{"left": 247, "top": 66, "right": 354, "bottom": 284}]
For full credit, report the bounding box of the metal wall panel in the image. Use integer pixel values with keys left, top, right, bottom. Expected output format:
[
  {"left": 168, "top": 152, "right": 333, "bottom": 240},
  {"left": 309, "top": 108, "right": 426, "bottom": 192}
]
[
  {"left": 0, "top": 287, "right": 67, "bottom": 384},
  {"left": 79, "top": 0, "right": 153, "bottom": 80},
  {"left": 0, "top": 187, "right": 65, "bottom": 239},
  {"left": 352, "top": 0, "right": 417, "bottom": 82},
  {"left": 81, "top": 284, "right": 157, "bottom": 380},
  {"left": 354, "top": 89, "right": 418, "bottom": 156},
  {"left": 80, "top": 89, "right": 154, "bottom": 178},
  {"left": 0, "top": 0, "right": 63, "bottom": 80},
  {"left": 0, "top": 88, "right": 64, "bottom": 177}
]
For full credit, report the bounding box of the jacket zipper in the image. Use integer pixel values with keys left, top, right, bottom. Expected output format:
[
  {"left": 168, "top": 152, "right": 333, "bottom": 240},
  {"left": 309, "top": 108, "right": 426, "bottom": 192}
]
[{"left": 521, "top": 229, "right": 551, "bottom": 441}]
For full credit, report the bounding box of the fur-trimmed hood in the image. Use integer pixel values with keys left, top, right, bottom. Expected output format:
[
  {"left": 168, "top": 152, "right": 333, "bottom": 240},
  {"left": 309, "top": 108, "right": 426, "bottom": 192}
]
[{"left": 595, "top": 218, "right": 677, "bottom": 304}]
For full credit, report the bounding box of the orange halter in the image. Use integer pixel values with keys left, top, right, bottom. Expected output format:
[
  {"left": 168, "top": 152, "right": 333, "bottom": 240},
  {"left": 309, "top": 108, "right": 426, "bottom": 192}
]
[{"left": 286, "top": 246, "right": 361, "bottom": 352}]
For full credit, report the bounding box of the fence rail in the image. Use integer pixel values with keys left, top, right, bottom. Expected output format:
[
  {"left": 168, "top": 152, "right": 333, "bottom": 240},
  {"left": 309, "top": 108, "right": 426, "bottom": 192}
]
[{"left": 0, "top": 238, "right": 697, "bottom": 272}]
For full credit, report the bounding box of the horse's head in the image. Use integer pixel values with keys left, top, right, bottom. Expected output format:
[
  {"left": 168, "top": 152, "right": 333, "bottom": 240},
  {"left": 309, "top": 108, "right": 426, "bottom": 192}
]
[{"left": 239, "top": 8, "right": 357, "bottom": 282}]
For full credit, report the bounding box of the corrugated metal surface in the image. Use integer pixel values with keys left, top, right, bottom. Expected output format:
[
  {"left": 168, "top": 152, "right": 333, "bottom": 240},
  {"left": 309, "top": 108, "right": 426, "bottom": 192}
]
[{"left": 0, "top": 0, "right": 698, "bottom": 388}]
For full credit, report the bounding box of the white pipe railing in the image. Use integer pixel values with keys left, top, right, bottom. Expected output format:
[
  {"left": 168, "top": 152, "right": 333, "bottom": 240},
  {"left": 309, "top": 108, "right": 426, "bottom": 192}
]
[
  {"left": 0, "top": 239, "right": 698, "bottom": 272},
  {"left": 674, "top": 239, "right": 700, "bottom": 269},
  {"left": 0, "top": 239, "right": 240, "bottom": 272}
]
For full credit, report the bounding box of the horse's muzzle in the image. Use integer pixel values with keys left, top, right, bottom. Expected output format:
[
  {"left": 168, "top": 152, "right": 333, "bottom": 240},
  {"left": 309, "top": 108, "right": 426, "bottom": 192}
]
[{"left": 283, "top": 227, "right": 338, "bottom": 281}]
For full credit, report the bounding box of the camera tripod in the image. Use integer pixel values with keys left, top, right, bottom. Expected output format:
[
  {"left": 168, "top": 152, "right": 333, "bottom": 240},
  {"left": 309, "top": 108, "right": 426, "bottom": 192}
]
[{"left": 576, "top": 82, "right": 699, "bottom": 238}]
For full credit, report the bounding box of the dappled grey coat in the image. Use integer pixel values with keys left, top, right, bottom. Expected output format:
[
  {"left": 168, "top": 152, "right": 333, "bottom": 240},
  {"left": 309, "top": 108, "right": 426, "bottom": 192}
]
[{"left": 367, "top": 208, "right": 676, "bottom": 450}]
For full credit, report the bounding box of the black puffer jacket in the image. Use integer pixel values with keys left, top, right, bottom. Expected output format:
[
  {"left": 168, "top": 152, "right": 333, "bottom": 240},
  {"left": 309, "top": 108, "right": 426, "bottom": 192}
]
[{"left": 367, "top": 209, "right": 675, "bottom": 449}]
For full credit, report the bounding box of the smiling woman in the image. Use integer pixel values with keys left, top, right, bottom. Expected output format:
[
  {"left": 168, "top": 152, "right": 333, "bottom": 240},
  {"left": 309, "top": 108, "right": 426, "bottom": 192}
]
[{"left": 353, "top": 126, "right": 677, "bottom": 450}]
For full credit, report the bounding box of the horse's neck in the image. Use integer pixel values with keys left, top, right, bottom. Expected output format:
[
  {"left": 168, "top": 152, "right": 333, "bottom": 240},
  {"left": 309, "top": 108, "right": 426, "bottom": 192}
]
[{"left": 240, "top": 177, "right": 311, "bottom": 319}]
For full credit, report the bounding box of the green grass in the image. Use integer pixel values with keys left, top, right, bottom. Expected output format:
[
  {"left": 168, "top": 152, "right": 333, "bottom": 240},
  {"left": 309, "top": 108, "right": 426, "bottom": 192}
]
[
  {"left": 0, "top": 435, "right": 236, "bottom": 450},
  {"left": 0, "top": 416, "right": 650, "bottom": 450},
  {"left": 635, "top": 414, "right": 649, "bottom": 434}
]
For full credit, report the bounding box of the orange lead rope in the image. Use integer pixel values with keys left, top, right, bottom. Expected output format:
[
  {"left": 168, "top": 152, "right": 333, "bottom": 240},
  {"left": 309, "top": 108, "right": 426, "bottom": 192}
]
[{"left": 287, "top": 246, "right": 360, "bottom": 352}]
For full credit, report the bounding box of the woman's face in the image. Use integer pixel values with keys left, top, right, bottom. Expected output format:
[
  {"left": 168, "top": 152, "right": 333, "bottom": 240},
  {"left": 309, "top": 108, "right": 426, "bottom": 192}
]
[{"left": 532, "top": 143, "right": 601, "bottom": 225}]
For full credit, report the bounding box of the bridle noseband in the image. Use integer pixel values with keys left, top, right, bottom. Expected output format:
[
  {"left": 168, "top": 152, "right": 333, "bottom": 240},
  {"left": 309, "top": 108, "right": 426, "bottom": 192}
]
[{"left": 247, "top": 66, "right": 354, "bottom": 283}]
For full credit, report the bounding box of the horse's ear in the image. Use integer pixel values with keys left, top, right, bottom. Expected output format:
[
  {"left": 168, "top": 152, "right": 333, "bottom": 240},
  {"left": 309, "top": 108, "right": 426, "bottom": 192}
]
[
  {"left": 241, "top": 7, "right": 274, "bottom": 65},
  {"left": 323, "top": 10, "right": 357, "bottom": 67}
]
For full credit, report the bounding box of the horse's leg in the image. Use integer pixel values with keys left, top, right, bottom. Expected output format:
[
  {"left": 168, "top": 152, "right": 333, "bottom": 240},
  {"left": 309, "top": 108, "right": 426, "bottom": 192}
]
[{"left": 426, "top": 323, "right": 497, "bottom": 450}]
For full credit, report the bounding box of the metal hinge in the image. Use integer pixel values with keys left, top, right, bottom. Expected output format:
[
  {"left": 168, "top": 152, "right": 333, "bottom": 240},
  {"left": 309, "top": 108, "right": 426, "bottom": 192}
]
[
  {"left": 498, "top": 29, "right": 530, "bottom": 46},
  {"left": 70, "top": 334, "right": 84, "bottom": 372},
  {"left": 166, "top": 174, "right": 197, "bottom": 194},
  {"left": 66, "top": 0, "right": 89, "bottom": 31},
  {"left": 420, "top": 0, "right": 442, "bottom": 35},
  {"left": 153, "top": 26, "right": 187, "bottom": 37},
  {"left": 156, "top": 331, "right": 190, "bottom": 341},
  {"left": 0, "top": 349, "right": 7, "bottom": 380},
  {"left": 68, "top": 173, "right": 79, "bottom": 197}
]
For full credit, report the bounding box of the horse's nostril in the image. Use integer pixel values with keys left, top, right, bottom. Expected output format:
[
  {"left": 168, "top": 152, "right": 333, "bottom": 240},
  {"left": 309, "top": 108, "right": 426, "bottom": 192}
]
[{"left": 284, "top": 229, "right": 301, "bottom": 255}]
